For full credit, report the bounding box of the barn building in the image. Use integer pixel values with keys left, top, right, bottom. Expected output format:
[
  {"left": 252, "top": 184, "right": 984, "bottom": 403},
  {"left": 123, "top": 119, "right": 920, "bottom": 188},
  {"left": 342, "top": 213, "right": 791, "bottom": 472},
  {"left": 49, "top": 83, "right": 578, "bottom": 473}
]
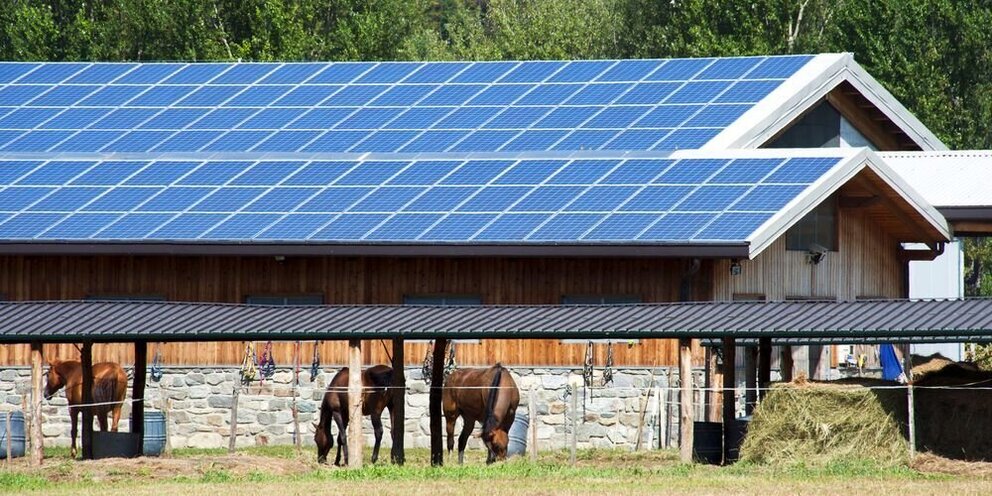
[{"left": 0, "top": 53, "right": 987, "bottom": 453}]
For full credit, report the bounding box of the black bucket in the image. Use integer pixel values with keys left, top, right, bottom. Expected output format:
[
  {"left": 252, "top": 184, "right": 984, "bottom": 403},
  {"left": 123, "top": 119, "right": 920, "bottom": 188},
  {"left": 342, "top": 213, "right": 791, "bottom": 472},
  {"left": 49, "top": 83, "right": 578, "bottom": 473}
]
[{"left": 693, "top": 419, "right": 749, "bottom": 465}]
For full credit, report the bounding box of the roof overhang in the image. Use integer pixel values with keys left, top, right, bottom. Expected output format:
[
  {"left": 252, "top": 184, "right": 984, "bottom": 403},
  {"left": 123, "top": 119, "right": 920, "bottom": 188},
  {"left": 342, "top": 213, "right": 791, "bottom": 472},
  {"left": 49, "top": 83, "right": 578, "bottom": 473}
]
[
  {"left": 704, "top": 53, "right": 947, "bottom": 152},
  {"left": 0, "top": 298, "right": 988, "bottom": 344}
]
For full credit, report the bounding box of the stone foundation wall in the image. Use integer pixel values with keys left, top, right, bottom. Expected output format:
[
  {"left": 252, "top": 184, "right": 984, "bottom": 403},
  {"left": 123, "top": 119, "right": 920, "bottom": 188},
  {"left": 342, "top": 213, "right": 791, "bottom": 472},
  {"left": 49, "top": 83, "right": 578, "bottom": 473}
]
[{"left": 0, "top": 366, "right": 713, "bottom": 452}]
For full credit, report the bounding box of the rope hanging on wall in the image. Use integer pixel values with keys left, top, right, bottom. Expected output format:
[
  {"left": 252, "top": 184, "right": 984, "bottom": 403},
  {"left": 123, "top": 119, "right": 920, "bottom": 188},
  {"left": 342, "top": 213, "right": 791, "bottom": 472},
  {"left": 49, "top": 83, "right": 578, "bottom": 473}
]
[
  {"left": 240, "top": 341, "right": 257, "bottom": 386},
  {"left": 583, "top": 341, "right": 594, "bottom": 416},
  {"left": 309, "top": 340, "right": 321, "bottom": 382},
  {"left": 150, "top": 344, "right": 164, "bottom": 383},
  {"left": 258, "top": 341, "right": 276, "bottom": 380},
  {"left": 422, "top": 340, "right": 435, "bottom": 386},
  {"left": 444, "top": 341, "right": 457, "bottom": 378}
]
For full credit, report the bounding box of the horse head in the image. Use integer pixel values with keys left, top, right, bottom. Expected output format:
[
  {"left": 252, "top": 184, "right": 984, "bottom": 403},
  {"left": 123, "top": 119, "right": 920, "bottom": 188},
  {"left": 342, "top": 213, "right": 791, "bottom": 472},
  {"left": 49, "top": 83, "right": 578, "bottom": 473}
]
[
  {"left": 481, "top": 428, "right": 509, "bottom": 462},
  {"left": 44, "top": 358, "right": 64, "bottom": 400}
]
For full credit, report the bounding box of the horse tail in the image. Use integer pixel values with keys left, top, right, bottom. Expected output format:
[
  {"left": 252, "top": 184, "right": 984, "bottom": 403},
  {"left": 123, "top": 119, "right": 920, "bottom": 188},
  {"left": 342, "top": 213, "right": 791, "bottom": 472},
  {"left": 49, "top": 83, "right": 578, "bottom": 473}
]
[
  {"left": 482, "top": 364, "right": 504, "bottom": 435},
  {"left": 318, "top": 395, "right": 334, "bottom": 448}
]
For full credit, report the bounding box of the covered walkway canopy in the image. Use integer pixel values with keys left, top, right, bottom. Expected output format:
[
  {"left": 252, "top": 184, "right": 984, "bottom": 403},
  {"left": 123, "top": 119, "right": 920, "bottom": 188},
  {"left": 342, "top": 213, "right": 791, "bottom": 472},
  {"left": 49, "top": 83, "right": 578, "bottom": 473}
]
[{"left": 0, "top": 297, "right": 989, "bottom": 344}]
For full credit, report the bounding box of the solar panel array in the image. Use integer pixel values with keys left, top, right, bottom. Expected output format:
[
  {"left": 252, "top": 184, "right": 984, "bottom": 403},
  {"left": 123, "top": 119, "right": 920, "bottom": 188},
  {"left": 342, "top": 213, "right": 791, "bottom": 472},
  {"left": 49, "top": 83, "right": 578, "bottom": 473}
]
[
  {"left": 0, "top": 155, "right": 843, "bottom": 242},
  {"left": 0, "top": 56, "right": 812, "bottom": 154}
]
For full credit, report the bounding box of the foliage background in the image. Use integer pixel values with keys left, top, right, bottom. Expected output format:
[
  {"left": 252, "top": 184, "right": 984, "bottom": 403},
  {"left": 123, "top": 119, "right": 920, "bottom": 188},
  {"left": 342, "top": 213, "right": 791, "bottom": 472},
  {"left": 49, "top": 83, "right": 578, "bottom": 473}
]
[{"left": 1, "top": 0, "right": 990, "bottom": 347}]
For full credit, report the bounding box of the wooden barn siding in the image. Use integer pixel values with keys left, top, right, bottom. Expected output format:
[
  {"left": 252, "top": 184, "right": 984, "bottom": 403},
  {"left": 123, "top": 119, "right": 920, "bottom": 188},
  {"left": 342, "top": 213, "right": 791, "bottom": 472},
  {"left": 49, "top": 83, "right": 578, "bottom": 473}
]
[
  {"left": 711, "top": 207, "right": 903, "bottom": 300},
  {"left": 0, "top": 257, "right": 711, "bottom": 368}
]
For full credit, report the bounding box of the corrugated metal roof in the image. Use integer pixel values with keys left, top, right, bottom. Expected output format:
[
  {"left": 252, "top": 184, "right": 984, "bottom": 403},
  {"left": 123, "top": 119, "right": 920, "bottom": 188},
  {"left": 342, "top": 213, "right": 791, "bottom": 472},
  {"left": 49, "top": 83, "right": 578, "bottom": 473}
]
[{"left": 0, "top": 298, "right": 990, "bottom": 344}]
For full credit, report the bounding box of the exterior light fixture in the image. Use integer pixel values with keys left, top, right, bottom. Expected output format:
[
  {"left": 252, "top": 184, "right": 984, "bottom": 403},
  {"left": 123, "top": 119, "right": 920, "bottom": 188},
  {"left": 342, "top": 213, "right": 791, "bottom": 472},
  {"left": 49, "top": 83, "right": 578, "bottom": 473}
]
[{"left": 730, "top": 259, "right": 742, "bottom": 276}]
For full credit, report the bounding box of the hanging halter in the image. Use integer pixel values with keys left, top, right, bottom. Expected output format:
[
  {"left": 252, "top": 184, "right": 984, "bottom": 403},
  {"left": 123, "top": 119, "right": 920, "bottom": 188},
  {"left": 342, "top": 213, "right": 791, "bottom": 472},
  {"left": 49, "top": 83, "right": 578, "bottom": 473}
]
[
  {"left": 444, "top": 341, "right": 457, "bottom": 378},
  {"left": 602, "top": 341, "right": 615, "bottom": 386},
  {"left": 240, "top": 341, "right": 258, "bottom": 386},
  {"left": 150, "top": 344, "right": 164, "bottom": 383},
  {"left": 309, "top": 340, "right": 321, "bottom": 382},
  {"left": 258, "top": 341, "right": 276, "bottom": 380},
  {"left": 582, "top": 341, "right": 595, "bottom": 416}
]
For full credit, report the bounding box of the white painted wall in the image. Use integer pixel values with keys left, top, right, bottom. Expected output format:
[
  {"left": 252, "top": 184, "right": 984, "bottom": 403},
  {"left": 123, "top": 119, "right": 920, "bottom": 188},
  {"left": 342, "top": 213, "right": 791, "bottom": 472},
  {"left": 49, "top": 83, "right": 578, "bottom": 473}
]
[{"left": 908, "top": 240, "right": 965, "bottom": 360}]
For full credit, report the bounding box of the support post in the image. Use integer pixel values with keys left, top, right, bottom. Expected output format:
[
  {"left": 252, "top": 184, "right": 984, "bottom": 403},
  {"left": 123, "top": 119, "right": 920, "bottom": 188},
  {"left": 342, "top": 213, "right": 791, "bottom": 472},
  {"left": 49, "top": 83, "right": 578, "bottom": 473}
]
[
  {"left": 780, "top": 345, "right": 794, "bottom": 382},
  {"left": 705, "top": 348, "right": 721, "bottom": 422},
  {"left": 5, "top": 412, "right": 11, "bottom": 464},
  {"left": 757, "top": 338, "right": 772, "bottom": 402},
  {"left": 744, "top": 346, "right": 757, "bottom": 415},
  {"left": 29, "top": 342, "right": 43, "bottom": 466},
  {"left": 81, "top": 341, "right": 94, "bottom": 460},
  {"left": 429, "top": 339, "right": 447, "bottom": 467},
  {"left": 678, "top": 338, "right": 693, "bottom": 463},
  {"left": 570, "top": 384, "right": 578, "bottom": 466},
  {"left": 292, "top": 341, "right": 301, "bottom": 454},
  {"left": 721, "top": 337, "right": 736, "bottom": 465},
  {"left": 390, "top": 338, "right": 406, "bottom": 465},
  {"left": 132, "top": 341, "right": 147, "bottom": 454},
  {"left": 163, "top": 398, "right": 172, "bottom": 457},
  {"left": 228, "top": 386, "right": 239, "bottom": 453},
  {"left": 528, "top": 386, "right": 538, "bottom": 462},
  {"left": 347, "top": 339, "right": 364, "bottom": 468},
  {"left": 903, "top": 343, "right": 916, "bottom": 458}
]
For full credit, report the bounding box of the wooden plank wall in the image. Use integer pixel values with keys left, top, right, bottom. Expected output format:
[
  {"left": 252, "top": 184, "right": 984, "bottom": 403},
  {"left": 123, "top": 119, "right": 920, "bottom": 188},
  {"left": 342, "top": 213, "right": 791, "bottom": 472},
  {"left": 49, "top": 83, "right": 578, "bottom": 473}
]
[{"left": 0, "top": 257, "right": 711, "bottom": 368}]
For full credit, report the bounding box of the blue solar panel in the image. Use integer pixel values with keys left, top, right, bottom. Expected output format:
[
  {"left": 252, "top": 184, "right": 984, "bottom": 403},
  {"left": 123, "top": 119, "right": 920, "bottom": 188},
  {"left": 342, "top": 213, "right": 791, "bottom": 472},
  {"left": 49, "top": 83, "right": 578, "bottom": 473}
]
[
  {"left": 418, "top": 85, "right": 484, "bottom": 106},
  {"left": 696, "top": 57, "right": 764, "bottom": 80},
  {"left": 301, "top": 131, "right": 366, "bottom": 152},
  {"left": 551, "top": 130, "right": 616, "bottom": 151},
  {"left": 715, "top": 80, "right": 781, "bottom": 104},
  {"left": 139, "top": 108, "right": 209, "bottom": 129},
  {"left": 583, "top": 107, "right": 651, "bottom": 128},
  {"left": 634, "top": 105, "right": 700, "bottom": 128},
  {"left": 601, "top": 129, "right": 666, "bottom": 150},
  {"left": 406, "top": 63, "right": 470, "bottom": 84},
  {"left": 0, "top": 86, "right": 50, "bottom": 105},
  {"left": 567, "top": 84, "right": 631, "bottom": 105},
  {"left": 747, "top": 56, "right": 813, "bottom": 79},
  {"left": 274, "top": 85, "right": 341, "bottom": 106},
  {"left": 237, "top": 108, "right": 304, "bottom": 129},
  {"left": 175, "top": 85, "right": 244, "bottom": 106},
  {"left": 484, "top": 107, "right": 552, "bottom": 129},
  {"left": 0, "top": 154, "right": 844, "bottom": 243},
  {"left": 0, "top": 63, "right": 40, "bottom": 83},
  {"left": 51, "top": 131, "right": 125, "bottom": 152},
  {"left": 163, "top": 64, "right": 229, "bottom": 84},
  {"left": 1, "top": 130, "right": 73, "bottom": 152},
  {"left": 501, "top": 130, "right": 568, "bottom": 151},
  {"left": 187, "top": 108, "right": 257, "bottom": 129},
  {"left": 666, "top": 81, "right": 730, "bottom": 104},
  {"left": 66, "top": 64, "right": 135, "bottom": 84},
  {"left": 259, "top": 64, "right": 324, "bottom": 84},
  {"left": 114, "top": 64, "right": 182, "bottom": 84},
  {"left": 551, "top": 61, "right": 614, "bottom": 83},
  {"left": 370, "top": 84, "right": 436, "bottom": 106},
  {"left": 28, "top": 85, "right": 99, "bottom": 106},
  {"left": 535, "top": 107, "right": 600, "bottom": 129},
  {"left": 18, "top": 64, "right": 88, "bottom": 83},
  {"left": 153, "top": 131, "right": 222, "bottom": 152},
  {"left": 310, "top": 63, "right": 375, "bottom": 84},
  {"left": 289, "top": 108, "right": 353, "bottom": 129},
  {"left": 517, "top": 84, "right": 580, "bottom": 105},
  {"left": 227, "top": 86, "right": 290, "bottom": 107},
  {"left": 0, "top": 213, "right": 67, "bottom": 237},
  {"left": 323, "top": 85, "right": 389, "bottom": 106},
  {"left": 91, "top": 108, "right": 159, "bottom": 129},
  {"left": 79, "top": 85, "right": 147, "bottom": 106},
  {"left": 212, "top": 64, "right": 279, "bottom": 84},
  {"left": 399, "top": 130, "right": 467, "bottom": 152},
  {"left": 435, "top": 107, "right": 501, "bottom": 129},
  {"left": 356, "top": 63, "right": 423, "bottom": 84},
  {"left": 40, "top": 213, "right": 120, "bottom": 238},
  {"left": 468, "top": 85, "right": 534, "bottom": 105},
  {"left": 1, "top": 108, "right": 62, "bottom": 128},
  {"left": 653, "top": 128, "right": 721, "bottom": 150},
  {"left": 449, "top": 130, "right": 517, "bottom": 152},
  {"left": 202, "top": 131, "right": 273, "bottom": 152},
  {"left": 647, "top": 59, "right": 712, "bottom": 81},
  {"left": 253, "top": 131, "right": 321, "bottom": 152}
]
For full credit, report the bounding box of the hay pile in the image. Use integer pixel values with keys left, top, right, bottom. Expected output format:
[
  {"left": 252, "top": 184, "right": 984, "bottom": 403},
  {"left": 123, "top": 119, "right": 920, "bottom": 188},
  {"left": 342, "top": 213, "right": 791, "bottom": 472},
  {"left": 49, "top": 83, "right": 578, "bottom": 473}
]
[
  {"left": 914, "top": 362, "right": 992, "bottom": 460},
  {"left": 739, "top": 377, "right": 908, "bottom": 466}
]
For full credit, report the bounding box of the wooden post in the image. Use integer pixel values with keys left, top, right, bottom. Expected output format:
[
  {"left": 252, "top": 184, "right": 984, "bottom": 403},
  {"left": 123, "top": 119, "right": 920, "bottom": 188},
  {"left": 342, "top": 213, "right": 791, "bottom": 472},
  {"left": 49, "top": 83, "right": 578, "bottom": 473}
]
[
  {"left": 292, "top": 341, "right": 301, "bottom": 454},
  {"left": 678, "top": 338, "right": 693, "bottom": 463},
  {"left": 721, "top": 337, "right": 736, "bottom": 465},
  {"left": 569, "top": 384, "right": 578, "bottom": 466},
  {"left": 780, "top": 345, "right": 794, "bottom": 382},
  {"left": 163, "top": 398, "right": 173, "bottom": 457},
  {"left": 705, "top": 348, "right": 721, "bottom": 422},
  {"left": 132, "top": 341, "right": 147, "bottom": 455},
  {"left": 903, "top": 343, "right": 916, "bottom": 458},
  {"left": 744, "top": 346, "right": 757, "bottom": 415},
  {"left": 390, "top": 338, "right": 405, "bottom": 465},
  {"left": 429, "top": 339, "right": 447, "bottom": 467},
  {"left": 80, "top": 341, "right": 94, "bottom": 460},
  {"left": 634, "top": 381, "right": 653, "bottom": 451},
  {"left": 29, "top": 342, "right": 43, "bottom": 466},
  {"left": 347, "top": 339, "right": 364, "bottom": 468},
  {"left": 228, "top": 385, "right": 239, "bottom": 453},
  {"left": 5, "top": 412, "right": 11, "bottom": 465},
  {"left": 528, "top": 386, "right": 537, "bottom": 462},
  {"left": 757, "top": 338, "right": 772, "bottom": 402}
]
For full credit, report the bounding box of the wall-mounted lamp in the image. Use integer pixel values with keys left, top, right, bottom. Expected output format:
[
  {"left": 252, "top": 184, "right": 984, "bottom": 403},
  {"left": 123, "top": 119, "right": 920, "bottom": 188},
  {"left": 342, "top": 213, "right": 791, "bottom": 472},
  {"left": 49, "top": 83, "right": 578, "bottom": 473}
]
[
  {"left": 274, "top": 255, "right": 286, "bottom": 262},
  {"left": 730, "top": 259, "right": 742, "bottom": 276}
]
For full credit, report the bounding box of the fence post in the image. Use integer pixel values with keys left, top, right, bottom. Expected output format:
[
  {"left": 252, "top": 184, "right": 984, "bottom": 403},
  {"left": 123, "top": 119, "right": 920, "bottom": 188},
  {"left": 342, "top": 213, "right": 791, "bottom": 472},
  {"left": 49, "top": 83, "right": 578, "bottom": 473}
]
[
  {"left": 5, "top": 411, "right": 11, "bottom": 465},
  {"left": 228, "top": 385, "right": 239, "bottom": 453},
  {"left": 29, "top": 341, "right": 43, "bottom": 466},
  {"left": 292, "top": 341, "right": 301, "bottom": 455},
  {"left": 163, "top": 397, "right": 172, "bottom": 457},
  {"left": 528, "top": 386, "right": 537, "bottom": 462},
  {"left": 347, "top": 339, "right": 364, "bottom": 468},
  {"left": 570, "top": 385, "right": 578, "bottom": 466},
  {"left": 679, "top": 338, "right": 693, "bottom": 463}
]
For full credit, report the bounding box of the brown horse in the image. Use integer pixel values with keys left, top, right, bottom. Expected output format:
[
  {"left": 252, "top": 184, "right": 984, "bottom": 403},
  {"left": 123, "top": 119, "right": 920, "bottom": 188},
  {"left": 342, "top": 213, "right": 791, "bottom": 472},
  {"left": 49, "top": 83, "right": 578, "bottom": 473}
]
[
  {"left": 44, "top": 358, "right": 128, "bottom": 458},
  {"left": 443, "top": 364, "right": 520, "bottom": 464},
  {"left": 314, "top": 364, "right": 393, "bottom": 466}
]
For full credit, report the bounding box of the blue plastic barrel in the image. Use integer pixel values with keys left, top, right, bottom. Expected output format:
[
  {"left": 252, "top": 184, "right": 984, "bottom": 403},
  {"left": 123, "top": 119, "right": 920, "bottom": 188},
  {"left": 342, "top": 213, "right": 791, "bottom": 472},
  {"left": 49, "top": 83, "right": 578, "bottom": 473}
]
[
  {"left": 142, "top": 411, "right": 166, "bottom": 456},
  {"left": 507, "top": 411, "right": 528, "bottom": 457},
  {"left": 0, "top": 411, "right": 26, "bottom": 459}
]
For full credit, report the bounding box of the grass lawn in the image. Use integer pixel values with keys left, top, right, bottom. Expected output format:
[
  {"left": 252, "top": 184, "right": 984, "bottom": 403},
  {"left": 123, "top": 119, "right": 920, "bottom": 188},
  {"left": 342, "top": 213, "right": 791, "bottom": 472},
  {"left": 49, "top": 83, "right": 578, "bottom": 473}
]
[{"left": 1, "top": 447, "right": 990, "bottom": 495}]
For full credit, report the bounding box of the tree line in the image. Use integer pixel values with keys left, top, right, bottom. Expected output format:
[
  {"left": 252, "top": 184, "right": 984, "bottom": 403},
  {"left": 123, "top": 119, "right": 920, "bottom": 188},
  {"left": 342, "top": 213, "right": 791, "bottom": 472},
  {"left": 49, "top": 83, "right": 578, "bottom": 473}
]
[{"left": 1, "top": 0, "right": 990, "bottom": 298}]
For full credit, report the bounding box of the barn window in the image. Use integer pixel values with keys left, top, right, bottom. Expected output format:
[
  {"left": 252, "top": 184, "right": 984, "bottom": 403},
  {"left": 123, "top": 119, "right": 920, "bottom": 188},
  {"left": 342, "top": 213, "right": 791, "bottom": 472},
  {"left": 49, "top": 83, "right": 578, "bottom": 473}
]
[
  {"left": 560, "top": 295, "right": 641, "bottom": 344},
  {"left": 786, "top": 195, "right": 838, "bottom": 251},
  {"left": 404, "top": 294, "right": 481, "bottom": 344},
  {"left": 246, "top": 295, "right": 323, "bottom": 305}
]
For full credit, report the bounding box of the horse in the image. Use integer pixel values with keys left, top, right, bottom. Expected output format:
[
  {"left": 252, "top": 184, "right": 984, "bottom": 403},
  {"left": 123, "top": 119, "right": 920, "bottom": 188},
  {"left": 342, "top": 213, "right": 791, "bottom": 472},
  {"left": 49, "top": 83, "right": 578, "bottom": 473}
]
[
  {"left": 44, "top": 357, "right": 128, "bottom": 458},
  {"left": 314, "top": 364, "right": 394, "bottom": 466},
  {"left": 443, "top": 364, "right": 520, "bottom": 464}
]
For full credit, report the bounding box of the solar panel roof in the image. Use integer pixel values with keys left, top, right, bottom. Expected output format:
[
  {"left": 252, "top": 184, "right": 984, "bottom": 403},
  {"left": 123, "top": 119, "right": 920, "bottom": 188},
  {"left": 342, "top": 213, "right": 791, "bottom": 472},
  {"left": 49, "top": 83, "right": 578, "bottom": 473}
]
[
  {"left": 0, "top": 150, "right": 853, "bottom": 246},
  {"left": 0, "top": 56, "right": 814, "bottom": 154}
]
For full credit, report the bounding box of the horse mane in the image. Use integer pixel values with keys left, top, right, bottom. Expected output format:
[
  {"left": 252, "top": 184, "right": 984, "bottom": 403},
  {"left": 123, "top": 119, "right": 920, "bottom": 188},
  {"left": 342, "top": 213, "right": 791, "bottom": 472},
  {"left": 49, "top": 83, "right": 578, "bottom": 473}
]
[{"left": 482, "top": 363, "right": 504, "bottom": 435}]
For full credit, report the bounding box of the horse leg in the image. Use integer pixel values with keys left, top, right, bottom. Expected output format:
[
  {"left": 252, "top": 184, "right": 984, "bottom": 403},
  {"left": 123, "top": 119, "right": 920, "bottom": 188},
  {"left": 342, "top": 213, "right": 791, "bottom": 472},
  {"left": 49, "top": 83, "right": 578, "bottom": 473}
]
[
  {"left": 97, "top": 410, "right": 109, "bottom": 432},
  {"left": 370, "top": 411, "right": 384, "bottom": 464},
  {"left": 111, "top": 403, "right": 122, "bottom": 432},
  {"left": 69, "top": 407, "right": 78, "bottom": 459},
  {"left": 333, "top": 410, "right": 347, "bottom": 466},
  {"left": 457, "top": 418, "right": 474, "bottom": 465},
  {"left": 445, "top": 413, "right": 457, "bottom": 455}
]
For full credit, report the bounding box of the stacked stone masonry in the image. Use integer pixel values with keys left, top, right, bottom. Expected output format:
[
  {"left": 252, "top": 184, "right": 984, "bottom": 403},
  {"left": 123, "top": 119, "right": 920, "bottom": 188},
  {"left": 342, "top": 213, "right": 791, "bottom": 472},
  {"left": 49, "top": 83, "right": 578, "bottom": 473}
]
[{"left": 0, "top": 366, "right": 712, "bottom": 452}]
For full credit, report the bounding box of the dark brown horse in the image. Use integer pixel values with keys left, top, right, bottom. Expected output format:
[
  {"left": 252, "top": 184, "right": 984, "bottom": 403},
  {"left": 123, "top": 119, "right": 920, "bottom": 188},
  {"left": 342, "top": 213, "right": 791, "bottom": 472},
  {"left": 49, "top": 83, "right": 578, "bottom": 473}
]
[
  {"left": 444, "top": 364, "right": 519, "bottom": 464},
  {"left": 44, "top": 358, "right": 128, "bottom": 458},
  {"left": 314, "top": 364, "right": 393, "bottom": 466}
]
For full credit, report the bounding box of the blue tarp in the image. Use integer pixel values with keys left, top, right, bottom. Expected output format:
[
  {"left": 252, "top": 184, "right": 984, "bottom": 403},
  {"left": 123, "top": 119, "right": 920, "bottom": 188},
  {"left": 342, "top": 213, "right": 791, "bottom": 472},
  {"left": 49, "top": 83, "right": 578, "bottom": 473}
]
[{"left": 880, "top": 343, "right": 904, "bottom": 381}]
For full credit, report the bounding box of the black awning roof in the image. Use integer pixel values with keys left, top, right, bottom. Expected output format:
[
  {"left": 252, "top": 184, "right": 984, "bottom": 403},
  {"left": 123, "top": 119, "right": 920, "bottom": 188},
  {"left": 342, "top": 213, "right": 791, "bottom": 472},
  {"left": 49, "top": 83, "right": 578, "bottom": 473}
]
[{"left": 0, "top": 298, "right": 990, "bottom": 344}]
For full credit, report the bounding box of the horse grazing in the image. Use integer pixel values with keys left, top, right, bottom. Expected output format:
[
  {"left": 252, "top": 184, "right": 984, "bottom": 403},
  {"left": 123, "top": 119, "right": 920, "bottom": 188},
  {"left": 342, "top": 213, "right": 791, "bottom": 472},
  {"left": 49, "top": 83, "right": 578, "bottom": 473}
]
[
  {"left": 314, "top": 364, "right": 393, "bottom": 466},
  {"left": 443, "top": 364, "right": 520, "bottom": 464},
  {"left": 44, "top": 357, "right": 128, "bottom": 458}
]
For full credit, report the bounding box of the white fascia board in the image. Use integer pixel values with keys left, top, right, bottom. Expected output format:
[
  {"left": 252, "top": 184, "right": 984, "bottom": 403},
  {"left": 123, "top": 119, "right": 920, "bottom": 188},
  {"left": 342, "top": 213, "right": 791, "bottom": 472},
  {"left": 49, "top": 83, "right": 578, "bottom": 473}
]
[
  {"left": 704, "top": 53, "right": 947, "bottom": 152},
  {"left": 744, "top": 148, "right": 950, "bottom": 259}
]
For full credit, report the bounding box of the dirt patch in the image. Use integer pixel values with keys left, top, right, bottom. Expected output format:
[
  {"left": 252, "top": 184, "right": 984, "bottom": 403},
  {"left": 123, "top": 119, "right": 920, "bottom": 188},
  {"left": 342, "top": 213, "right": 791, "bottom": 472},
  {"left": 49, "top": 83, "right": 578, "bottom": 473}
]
[{"left": 9, "top": 453, "right": 315, "bottom": 484}]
